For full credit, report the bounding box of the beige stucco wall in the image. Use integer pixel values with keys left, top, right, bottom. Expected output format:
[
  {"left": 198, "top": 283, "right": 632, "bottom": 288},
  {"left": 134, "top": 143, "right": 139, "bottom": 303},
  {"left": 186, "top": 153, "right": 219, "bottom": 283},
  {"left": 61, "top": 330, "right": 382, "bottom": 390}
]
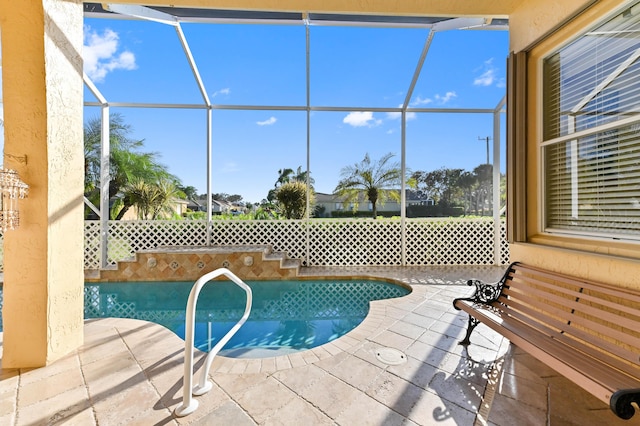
[
  {"left": 507, "top": 0, "right": 640, "bottom": 290},
  {"left": 510, "top": 243, "right": 640, "bottom": 290},
  {"left": 509, "top": 0, "right": 594, "bottom": 52},
  {"left": 0, "top": 0, "right": 84, "bottom": 367}
]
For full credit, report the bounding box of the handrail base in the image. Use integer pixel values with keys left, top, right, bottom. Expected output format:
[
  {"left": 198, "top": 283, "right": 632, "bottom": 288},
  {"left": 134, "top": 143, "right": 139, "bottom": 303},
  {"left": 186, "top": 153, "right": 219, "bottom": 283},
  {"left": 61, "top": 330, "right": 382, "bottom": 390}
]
[
  {"left": 193, "top": 381, "right": 213, "bottom": 396},
  {"left": 174, "top": 400, "right": 199, "bottom": 417}
]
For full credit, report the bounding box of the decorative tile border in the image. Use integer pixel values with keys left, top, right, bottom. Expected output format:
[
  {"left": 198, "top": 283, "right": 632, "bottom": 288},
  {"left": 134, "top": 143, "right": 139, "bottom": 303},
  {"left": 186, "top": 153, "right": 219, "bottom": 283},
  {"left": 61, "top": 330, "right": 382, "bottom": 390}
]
[{"left": 94, "top": 246, "right": 300, "bottom": 282}]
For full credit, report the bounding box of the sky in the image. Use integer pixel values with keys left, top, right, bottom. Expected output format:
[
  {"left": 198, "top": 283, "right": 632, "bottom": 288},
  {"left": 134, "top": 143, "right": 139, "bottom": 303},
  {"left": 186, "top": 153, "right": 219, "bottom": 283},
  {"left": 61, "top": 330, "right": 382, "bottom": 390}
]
[{"left": 2, "top": 14, "right": 509, "bottom": 204}]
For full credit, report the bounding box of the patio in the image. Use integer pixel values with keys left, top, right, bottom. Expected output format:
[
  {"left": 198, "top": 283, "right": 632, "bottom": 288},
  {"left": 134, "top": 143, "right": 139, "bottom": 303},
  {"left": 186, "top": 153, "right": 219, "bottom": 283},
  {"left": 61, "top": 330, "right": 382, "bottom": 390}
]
[{"left": 0, "top": 266, "right": 628, "bottom": 425}]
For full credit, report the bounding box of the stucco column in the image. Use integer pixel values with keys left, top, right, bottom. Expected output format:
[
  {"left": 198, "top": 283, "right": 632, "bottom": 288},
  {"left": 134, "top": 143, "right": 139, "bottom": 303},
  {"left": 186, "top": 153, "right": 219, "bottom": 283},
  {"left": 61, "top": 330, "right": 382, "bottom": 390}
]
[{"left": 0, "top": 0, "right": 84, "bottom": 367}]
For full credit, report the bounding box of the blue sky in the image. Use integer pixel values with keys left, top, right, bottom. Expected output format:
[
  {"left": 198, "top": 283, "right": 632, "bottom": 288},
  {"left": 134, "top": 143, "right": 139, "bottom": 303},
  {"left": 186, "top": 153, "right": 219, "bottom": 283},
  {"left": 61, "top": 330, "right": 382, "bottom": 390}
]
[{"left": 79, "top": 17, "right": 507, "bottom": 203}]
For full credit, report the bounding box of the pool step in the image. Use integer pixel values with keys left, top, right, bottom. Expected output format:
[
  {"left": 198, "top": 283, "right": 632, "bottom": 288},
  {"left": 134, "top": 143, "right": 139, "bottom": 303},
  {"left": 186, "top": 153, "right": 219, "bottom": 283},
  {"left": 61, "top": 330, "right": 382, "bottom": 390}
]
[{"left": 91, "top": 244, "right": 302, "bottom": 282}]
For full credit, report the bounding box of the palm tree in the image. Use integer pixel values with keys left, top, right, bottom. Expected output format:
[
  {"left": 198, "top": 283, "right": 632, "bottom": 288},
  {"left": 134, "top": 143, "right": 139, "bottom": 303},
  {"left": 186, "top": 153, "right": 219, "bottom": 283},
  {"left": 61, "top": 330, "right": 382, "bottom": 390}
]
[
  {"left": 84, "top": 113, "right": 143, "bottom": 198},
  {"left": 121, "top": 179, "right": 154, "bottom": 220},
  {"left": 473, "top": 164, "right": 493, "bottom": 216},
  {"left": 276, "top": 168, "right": 294, "bottom": 186},
  {"left": 334, "top": 152, "right": 402, "bottom": 219},
  {"left": 292, "top": 166, "right": 314, "bottom": 186},
  {"left": 269, "top": 166, "right": 314, "bottom": 201},
  {"left": 84, "top": 113, "right": 180, "bottom": 219},
  {"left": 178, "top": 185, "right": 198, "bottom": 202},
  {"left": 457, "top": 171, "right": 477, "bottom": 216},
  {"left": 121, "top": 177, "right": 182, "bottom": 220},
  {"left": 150, "top": 178, "right": 182, "bottom": 219}
]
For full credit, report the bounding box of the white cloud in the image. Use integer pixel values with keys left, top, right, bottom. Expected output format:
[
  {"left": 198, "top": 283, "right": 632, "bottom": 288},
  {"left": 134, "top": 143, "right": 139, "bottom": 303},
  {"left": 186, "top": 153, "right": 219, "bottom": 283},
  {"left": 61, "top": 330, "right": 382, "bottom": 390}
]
[
  {"left": 412, "top": 96, "right": 433, "bottom": 106},
  {"left": 386, "top": 93, "right": 454, "bottom": 122},
  {"left": 221, "top": 161, "right": 240, "bottom": 173},
  {"left": 473, "top": 58, "right": 498, "bottom": 86},
  {"left": 343, "top": 111, "right": 382, "bottom": 127},
  {"left": 257, "top": 116, "right": 277, "bottom": 126},
  {"left": 83, "top": 27, "right": 136, "bottom": 83},
  {"left": 434, "top": 91, "right": 457, "bottom": 104},
  {"left": 212, "top": 88, "right": 231, "bottom": 97},
  {"left": 474, "top": 69, "right": 496, "bottom": 86}
]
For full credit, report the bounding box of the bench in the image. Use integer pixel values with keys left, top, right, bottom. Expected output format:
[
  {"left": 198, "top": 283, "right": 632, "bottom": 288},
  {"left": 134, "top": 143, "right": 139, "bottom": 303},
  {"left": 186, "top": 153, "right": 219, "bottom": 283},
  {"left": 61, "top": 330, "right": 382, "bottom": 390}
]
[{"left": 453, "top": 262, "right": 640, "bottom": 419}]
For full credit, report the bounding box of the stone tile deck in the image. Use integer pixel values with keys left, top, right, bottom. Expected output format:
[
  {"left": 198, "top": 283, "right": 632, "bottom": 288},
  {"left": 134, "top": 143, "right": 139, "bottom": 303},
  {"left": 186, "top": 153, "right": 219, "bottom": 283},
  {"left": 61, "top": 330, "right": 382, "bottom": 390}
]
[{"left": 0, "top": 266, "right": 632, "bottom": 425}]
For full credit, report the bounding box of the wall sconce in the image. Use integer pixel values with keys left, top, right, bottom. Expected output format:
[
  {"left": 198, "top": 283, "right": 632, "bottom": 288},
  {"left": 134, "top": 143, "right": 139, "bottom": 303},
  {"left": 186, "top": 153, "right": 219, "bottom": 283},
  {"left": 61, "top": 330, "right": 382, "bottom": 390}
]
[{"left": 0, "top": 168, "right": 29, "bottom": 231}]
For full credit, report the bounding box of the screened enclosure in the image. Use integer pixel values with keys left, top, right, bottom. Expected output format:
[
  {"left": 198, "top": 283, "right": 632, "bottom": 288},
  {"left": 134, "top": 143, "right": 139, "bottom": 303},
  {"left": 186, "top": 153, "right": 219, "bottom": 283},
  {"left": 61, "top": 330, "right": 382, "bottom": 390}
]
[{"left": 80, "top": 4, "right": 509, "bottom": 268}]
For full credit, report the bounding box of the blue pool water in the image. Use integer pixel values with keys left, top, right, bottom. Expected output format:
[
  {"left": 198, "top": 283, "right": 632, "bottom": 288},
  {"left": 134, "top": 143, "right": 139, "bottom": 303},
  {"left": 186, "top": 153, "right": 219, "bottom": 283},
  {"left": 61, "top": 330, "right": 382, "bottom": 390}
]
[{"left": 74, "top": 279, "right": 408, "bottom": 358}]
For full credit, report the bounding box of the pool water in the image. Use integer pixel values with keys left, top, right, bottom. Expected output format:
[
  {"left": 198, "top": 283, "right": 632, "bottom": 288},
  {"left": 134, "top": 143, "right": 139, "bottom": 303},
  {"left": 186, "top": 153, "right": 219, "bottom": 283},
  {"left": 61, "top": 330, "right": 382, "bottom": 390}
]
[{"left": 82, "top": 279, "right": 410, "bottom": 358}]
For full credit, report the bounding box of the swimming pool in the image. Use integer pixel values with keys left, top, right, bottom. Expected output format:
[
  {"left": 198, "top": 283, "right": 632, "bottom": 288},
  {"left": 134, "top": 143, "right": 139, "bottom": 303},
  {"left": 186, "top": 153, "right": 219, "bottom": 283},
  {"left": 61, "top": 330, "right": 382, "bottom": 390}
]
[{"left": 82, "top": 279, "right": 410, "bottom": 358}]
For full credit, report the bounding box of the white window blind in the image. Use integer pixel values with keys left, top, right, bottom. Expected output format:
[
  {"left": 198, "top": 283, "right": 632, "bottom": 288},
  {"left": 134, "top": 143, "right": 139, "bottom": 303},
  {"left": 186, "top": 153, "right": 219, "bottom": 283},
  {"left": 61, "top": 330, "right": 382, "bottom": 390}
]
[{"left": 543, "top": 2, "right": 640, "bottom": 240}]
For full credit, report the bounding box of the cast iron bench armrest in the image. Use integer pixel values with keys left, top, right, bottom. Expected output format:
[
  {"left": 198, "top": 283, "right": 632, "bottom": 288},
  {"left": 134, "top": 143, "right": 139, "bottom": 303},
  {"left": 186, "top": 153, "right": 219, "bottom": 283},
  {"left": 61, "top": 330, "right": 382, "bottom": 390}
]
[{"left": 452, "top": 263, "right": 516, "bottom": 345}]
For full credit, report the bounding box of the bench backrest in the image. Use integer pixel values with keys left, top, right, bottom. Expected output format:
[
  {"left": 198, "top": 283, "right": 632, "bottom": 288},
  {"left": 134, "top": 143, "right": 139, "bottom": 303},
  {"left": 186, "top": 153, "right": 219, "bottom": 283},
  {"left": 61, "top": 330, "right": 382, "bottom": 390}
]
[{"left": 497, "top": 263, "right": 640, "bottom": 380}]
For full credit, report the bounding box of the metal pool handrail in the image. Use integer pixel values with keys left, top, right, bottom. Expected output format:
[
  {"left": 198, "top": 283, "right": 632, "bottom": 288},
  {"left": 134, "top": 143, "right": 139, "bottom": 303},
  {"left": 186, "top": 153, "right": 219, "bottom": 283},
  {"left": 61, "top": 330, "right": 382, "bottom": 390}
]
[{"left": 174, "top": 268, "right": 253, "bottom": 417}]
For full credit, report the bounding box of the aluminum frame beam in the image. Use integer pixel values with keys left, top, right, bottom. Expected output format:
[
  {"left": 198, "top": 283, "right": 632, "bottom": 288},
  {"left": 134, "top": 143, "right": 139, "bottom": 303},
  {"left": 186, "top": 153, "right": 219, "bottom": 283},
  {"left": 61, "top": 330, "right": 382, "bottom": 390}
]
[
  {"left": 83, "top": 73, "right": 110, "bottom": 269},
  {"left": 493, "top": 95, "right": 507, "bottom": 264}
]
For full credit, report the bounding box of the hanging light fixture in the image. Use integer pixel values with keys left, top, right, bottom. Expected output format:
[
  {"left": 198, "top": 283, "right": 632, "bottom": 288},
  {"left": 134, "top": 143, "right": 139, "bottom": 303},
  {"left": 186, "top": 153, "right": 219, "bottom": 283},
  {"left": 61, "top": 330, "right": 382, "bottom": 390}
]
[{"left": 0, "top": 168, "right": 29, "bottom": 231}]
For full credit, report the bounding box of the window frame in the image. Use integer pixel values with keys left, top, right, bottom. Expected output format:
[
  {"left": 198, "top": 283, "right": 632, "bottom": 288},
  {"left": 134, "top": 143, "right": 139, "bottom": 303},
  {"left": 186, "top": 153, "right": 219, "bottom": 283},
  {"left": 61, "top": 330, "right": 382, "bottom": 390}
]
[{"left": 539, "top": 1, "right": 640, "bottom": 243}]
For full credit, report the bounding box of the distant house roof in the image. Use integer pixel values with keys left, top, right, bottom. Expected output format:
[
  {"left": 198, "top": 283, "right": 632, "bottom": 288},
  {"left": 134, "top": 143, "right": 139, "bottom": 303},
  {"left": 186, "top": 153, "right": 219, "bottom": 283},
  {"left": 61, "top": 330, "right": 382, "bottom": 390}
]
[
  {"left": 189, "top": 198, "right": 245, "bottom": 212},
  {"left": 315, "top": 192, "right": 339, "bottom": 203}
]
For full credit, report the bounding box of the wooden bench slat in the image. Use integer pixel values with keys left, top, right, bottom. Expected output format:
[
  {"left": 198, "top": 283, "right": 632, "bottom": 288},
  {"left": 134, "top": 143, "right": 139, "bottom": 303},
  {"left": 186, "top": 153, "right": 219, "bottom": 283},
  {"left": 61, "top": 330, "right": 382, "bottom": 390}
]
[
  {"left": 508, "top": 273, "right": 640, "bottom": 323},
  {"left": 515, "top": 264, "right": 640, "bottom": 305},
  {"left": 493, "top": 296, "right": 640, "bottom": 373},
  {"left": 500, "top": 286, "right": 640, "bottom": 357}
]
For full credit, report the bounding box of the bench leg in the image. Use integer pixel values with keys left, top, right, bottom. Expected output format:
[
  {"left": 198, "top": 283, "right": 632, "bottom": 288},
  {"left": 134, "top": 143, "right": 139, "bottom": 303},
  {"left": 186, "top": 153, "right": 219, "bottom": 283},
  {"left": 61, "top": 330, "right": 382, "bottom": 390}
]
[{"left": 459, "top": 316, "right": 480, "bottom": 346}]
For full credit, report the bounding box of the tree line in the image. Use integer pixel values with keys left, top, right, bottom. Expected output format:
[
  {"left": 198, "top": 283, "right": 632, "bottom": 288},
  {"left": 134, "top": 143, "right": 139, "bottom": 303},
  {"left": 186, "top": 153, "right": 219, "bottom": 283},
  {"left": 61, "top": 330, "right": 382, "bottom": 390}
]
[
  {"left": 410, "top": 163, "right": 502, "bottom": 217},
  {"left": 262, "top": 152, "right": 502, "bottom": 219},
  {"left": 84, "top": 114, "right": 503, "bottom": 220}
]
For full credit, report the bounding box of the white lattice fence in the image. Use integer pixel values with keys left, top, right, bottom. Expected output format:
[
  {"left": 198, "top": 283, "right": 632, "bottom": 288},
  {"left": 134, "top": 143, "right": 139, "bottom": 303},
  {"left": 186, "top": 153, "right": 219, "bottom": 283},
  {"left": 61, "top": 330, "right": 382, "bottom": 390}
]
[
  {"left": 308, "top": 219, "right": 402, "bottom": 265},
  {"left": 110, "top": 220, "right": 208, "bottom": 262},
  {"left": 84, "top": 222, "right": 101, "bottom": 269},
  {"left": 500, "top": 221, "right": 510, "bottom": 265},
  {"left": 209, "top": 220, "right": 307, "bottom": 262},
  {"left": 405, "top": 219, "right": 502, "bottom": 265},
  {"left": 78, "top": 218, "right": 510, "bottom": 269},
  {"left": 83, "top": 220, "right": 210, "bottom": 268}
]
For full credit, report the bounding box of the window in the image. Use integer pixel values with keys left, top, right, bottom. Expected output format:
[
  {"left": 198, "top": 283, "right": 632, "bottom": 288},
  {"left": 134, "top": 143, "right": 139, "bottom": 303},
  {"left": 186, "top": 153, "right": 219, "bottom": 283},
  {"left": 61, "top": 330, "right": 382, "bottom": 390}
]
[{"left": 542, "top": 2, "right": 640, "bottom": 240}]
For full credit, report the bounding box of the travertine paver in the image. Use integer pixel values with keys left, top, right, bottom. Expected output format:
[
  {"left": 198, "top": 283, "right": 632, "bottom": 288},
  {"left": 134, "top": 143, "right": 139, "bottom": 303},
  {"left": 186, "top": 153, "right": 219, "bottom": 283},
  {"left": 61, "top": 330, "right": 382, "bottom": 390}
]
[
  {"left": 335, "top": 392, "right": 411, "bottom": 426},
  {"left": 1, "top": 265, "right": 631, "bottom": 425},
  {"left": 271, "top": 364, "right": 327, "bottom": 393},
  {"left": 16, "top": 385, "right": 93, "bottom": 425},
  {"left": 18, "top": 366, "right": 85, "bottom": 407},
  {"left": 299, "top": 372, "right": 363, "bottom": 419},
  {"left": 366, "top": 370, "right": 427, "bottom": 417},
  {"left": 186, "top": 400, "right": 254, "bottom": 426},
  {"left": 234, "top": 378, "right": 298, "bottom": 423}
]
